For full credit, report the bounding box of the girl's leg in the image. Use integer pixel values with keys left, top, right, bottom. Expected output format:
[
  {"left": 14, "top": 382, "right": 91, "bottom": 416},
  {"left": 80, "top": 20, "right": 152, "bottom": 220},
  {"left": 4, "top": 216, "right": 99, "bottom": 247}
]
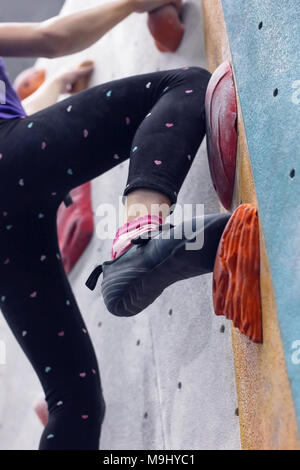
[
  {"left": 0, "top": 67, "right": 210, "bottom": 449},
  {"left": 23, "top": 67, "right": 210, "bottom": 205},
  {"left": 23, "top": 67, "right": 210, "bottom": 260},
  {"left": 0, "top": 207, "right": 104, "bottom": 450}
]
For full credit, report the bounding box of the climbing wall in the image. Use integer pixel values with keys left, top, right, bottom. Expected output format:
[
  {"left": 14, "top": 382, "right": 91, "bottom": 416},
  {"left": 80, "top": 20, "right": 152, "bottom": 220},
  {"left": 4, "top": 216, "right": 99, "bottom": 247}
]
[
  {"left": 203, "top": 0, "right": 300, "bottom": 449},
  {"left": 0, "top": 0, "right": 240, "bottom": 449}
]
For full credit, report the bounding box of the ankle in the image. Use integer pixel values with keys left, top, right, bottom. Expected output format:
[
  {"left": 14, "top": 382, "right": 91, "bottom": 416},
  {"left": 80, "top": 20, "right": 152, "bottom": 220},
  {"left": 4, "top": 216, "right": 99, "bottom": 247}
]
[{"left": 112, "top": 214, "right": 162, "bottom": 260}]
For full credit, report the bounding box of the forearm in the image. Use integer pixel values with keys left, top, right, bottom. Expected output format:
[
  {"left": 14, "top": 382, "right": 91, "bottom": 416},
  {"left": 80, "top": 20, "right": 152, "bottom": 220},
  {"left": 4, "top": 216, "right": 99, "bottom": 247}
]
[
  {"left": 22, "top": 78, "right": 62, "bottom": 115},
  {"left": 40, "top": 0, "right": 135, "bottom": 57},
  {"left": 0, "top": 0, "right": 178, "bottom": 58},
  {"left": 0, "top": 0, "right": 135, "bottom": 58}
]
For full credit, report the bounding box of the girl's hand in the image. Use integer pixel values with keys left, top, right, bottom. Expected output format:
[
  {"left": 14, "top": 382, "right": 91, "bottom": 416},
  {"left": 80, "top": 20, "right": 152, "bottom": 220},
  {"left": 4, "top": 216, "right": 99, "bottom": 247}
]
[
  {"left": 22, "top": 61, "right": 95, "bottom": 115},
  {"left": 131, "top": 0, "right": 182, "bottom": 14},
  {"left": 56, "top": 61, "right": 95, "bottom": 94}
]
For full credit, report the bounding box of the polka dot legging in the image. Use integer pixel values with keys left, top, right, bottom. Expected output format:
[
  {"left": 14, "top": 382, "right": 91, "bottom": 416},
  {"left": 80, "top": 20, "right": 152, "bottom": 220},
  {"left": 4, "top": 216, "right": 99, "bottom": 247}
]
[{"left": 0, "top": 67, "right": 210, "bottom": 449}]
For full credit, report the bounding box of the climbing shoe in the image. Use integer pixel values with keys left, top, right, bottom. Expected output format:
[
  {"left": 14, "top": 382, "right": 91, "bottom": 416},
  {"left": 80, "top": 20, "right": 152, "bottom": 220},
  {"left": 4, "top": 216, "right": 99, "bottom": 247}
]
[{"left": 86, "top": 213, "right": 230, "bottom": 317}]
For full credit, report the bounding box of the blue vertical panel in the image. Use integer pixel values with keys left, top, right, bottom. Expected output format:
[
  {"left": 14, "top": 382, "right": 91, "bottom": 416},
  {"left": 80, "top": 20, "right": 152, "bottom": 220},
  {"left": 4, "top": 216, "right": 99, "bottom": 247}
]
[{"left": 222, "top": 0, "right": 300, "bottom": 429}]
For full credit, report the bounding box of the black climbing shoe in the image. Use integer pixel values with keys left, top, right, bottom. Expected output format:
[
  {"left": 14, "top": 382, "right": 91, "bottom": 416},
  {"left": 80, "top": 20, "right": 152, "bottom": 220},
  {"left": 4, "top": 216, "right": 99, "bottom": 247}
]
[{"left": 86, "top": 213, "right": 230, "bottom": 317}]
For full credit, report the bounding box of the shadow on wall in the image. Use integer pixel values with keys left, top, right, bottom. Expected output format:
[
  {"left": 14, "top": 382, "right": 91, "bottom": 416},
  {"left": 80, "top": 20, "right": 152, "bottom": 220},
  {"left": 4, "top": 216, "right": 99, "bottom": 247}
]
[{"left": 0, "top": 0, "right": 64, "bottom": 79}]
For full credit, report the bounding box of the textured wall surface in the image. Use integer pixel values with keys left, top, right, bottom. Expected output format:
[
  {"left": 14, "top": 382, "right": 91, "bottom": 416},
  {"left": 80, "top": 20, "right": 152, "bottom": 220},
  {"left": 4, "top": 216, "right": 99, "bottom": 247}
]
[
  {"left": 0, "top": 0, "right": 241, "bottom": 450},
  {"left": 222, "top": 0, "right": 300, "bottom": 437},
  {"left": 203, "top": 0, "right": 300, "bottom": 449}
]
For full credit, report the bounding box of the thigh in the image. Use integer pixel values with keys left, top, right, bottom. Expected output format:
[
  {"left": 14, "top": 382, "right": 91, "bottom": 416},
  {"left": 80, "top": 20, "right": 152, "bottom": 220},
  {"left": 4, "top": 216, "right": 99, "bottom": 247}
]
[{"left": 3, "top": 68, "right": 210, "bottom": 205}]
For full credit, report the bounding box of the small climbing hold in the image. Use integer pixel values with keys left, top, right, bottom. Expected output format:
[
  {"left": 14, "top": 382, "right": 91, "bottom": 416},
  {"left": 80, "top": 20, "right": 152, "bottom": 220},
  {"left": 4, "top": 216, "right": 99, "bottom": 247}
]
[
  {"left": 14, "top": 67, "right": 46, "bottom": 100},
  {"left": 70, "top": 60, "right": 94, "bottom": 94},
  {"left": 273, "top": 88, "right": 279, "bottom": 97},
  {"left": 213, "top": 204, "right": 262, "bottom": 343},
  {"left": 147, "top": 3, "right": 185, "bottom": 53}
]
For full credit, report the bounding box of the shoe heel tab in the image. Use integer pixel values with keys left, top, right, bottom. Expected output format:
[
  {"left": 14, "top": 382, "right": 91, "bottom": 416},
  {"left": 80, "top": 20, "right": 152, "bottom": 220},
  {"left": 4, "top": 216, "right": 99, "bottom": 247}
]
[{"left": 86, "top": 265, "right": 103, "bottom": 291}]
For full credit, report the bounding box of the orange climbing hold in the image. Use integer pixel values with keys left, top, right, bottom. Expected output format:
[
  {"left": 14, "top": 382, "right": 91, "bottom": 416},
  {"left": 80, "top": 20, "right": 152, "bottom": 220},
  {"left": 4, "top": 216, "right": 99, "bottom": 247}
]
[
  {"left": 14, "top": 67, "right": 46, "bottom": 100},
  {"left": 147, "top": 3, "right": 185, "bottom": 53},
  {"left": 213, "top": 204, "right": 262, "bottom": 343}
]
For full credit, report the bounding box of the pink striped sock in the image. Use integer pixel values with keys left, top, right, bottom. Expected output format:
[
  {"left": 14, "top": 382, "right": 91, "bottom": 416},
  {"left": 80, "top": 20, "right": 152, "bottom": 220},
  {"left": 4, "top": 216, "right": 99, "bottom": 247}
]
[{"left": 111, "top": 215, "right": 162, "bottom": 260}]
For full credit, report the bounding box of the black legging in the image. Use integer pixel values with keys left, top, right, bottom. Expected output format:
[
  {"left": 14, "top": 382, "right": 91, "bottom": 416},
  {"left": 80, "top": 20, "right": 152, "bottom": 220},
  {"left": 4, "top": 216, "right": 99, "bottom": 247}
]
[{"left": 0, "top": 67, "right": 210, "bottom": 449}]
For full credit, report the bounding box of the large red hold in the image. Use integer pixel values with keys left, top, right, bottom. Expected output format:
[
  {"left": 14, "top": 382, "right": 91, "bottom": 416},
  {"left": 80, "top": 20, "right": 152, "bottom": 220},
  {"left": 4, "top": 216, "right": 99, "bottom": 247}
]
[
  {"left": 147, "top": 3, "right": 185, "bottom": 53},
  {"left": 212, "top": 204, "right": 262, "bottom": 343},
  {"left": 205, "top": 60, "right": 238, "bottom": 210}
]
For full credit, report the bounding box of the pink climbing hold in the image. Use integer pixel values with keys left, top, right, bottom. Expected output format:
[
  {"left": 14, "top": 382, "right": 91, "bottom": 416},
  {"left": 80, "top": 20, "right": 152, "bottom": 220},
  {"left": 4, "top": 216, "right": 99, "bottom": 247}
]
[{"left": 205, "top": 60, "right": 238, "bottom": 210}]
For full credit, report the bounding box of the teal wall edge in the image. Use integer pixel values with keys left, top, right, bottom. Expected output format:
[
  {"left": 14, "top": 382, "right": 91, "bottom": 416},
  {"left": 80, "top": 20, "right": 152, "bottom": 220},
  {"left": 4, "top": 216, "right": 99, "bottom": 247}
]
[{"left": 222, "top": 0, "right": 300, "bottom": 430}]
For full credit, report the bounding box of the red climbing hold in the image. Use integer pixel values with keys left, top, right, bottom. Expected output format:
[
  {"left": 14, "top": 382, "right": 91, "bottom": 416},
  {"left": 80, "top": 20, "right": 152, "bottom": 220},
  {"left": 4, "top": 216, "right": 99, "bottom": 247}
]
[
  {"left": 147, "top": 2, "right": 185, "bottom": 53},
  {"left": 212, "top": 204, "right": 262, "bottom": 343},
  {"left": 57, "top": 183, "right": 94, "bottom": 274},
  {"left": 205, "top": 60, "right": 238, "bottom": 210}
]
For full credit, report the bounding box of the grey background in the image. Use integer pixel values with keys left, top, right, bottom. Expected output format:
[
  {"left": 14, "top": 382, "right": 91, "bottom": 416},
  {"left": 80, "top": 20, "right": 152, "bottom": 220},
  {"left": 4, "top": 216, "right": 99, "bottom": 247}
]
[{"left": 0, "top": 0, "right": 64, "bottom": 79}]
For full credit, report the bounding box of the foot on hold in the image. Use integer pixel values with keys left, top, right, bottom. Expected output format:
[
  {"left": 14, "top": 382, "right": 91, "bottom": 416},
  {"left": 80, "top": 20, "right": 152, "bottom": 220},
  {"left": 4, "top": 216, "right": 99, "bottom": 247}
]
[
  {"left": 213, "top": 204, "right": 263, "bottom": 343},
  {"left": 86, "top": 213, "right": 230, "bottom": 317}
]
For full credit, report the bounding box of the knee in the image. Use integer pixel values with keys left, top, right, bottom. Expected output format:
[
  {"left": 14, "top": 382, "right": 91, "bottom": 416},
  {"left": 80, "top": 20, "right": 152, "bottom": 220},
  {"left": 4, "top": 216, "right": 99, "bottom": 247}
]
[
  {"left": 80, "top": 380, "right": 106, "bottom": 426},
  {"left": 48, "top": 377, "right": 106, "bottom": 427},
  {"left": 183, "top": 66, "right": 211, "bottom": 88}
]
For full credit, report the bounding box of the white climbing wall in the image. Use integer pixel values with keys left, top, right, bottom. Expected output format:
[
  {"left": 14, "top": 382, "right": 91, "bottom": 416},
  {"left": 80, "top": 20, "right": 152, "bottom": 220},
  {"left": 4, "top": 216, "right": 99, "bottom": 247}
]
[{"left": 0, "top": 0, "right": 241, "bottom": 450}]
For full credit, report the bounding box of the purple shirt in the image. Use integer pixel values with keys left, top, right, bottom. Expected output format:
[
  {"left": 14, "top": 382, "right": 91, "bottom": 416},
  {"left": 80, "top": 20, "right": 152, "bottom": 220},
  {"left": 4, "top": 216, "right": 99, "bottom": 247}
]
[{"left": 0, "top": 58, "right": 26, "bottom": 120}]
